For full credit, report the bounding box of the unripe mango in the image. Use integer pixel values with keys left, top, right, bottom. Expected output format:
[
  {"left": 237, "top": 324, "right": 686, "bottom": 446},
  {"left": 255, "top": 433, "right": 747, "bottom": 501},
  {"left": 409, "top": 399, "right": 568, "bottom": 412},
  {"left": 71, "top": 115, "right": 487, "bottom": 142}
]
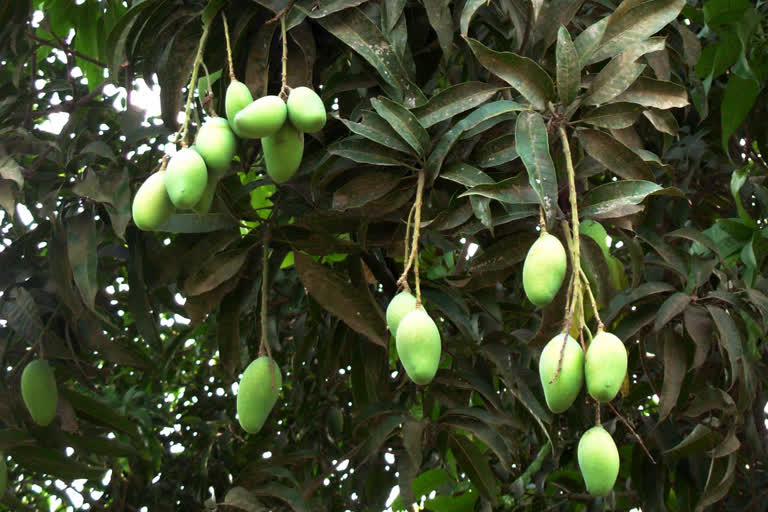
[
  {"left": 237, "top": 357, "right": 282, "bottom": 434},
  {"left": 164, "top": 148, "right": 208, "bottom": 209},
  {"left": 386, "top": 291, "right": 418, "bottom": 334},
  {"left": 523, "top": 232, "right": 567, "bottom": 307},
  {"left": 396, "top": 308, "right": 441, "bottom": 385},
  {"left": 195, "top": 117, "right": 236, "bottom": 174},
  {"left": 191, "top": 174, "right": 218, "bottom": 214},
  {"left": 578, "top": 426, "right": 620, "bottom": 496},
  {"left": 262, "top": 121, "right": 304, "bottom": 183},
  {"left": 132, "top": 171, "right": 174, "bottom": 231},
  {"left": 0, "top": 452, "right": 6, "bottom": 491},
  {"left": 287, "top": 87, "right": 326, "bottom": 133},
  {"left": 585, "top": 330, "right": 627, "bottom": 403},
  {"left": 539, "top": 333, "right": 583, "bottom": 413},
  {"left": 21, "top": 359, "right": 58, "bottom": 426},
  {"left": 225, "top": 80, "right": 254, "bottom": 137},
  {"left": 234, "top": 96, "right": 287, "bottom": 139}
]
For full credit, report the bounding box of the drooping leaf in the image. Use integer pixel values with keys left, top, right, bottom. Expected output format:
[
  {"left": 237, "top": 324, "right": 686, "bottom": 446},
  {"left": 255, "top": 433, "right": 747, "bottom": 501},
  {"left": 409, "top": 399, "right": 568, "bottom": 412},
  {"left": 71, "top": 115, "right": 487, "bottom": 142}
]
[
  {"left": 460, "top": 0, "right": 486, "bottom": 36},
  {"left": 644, "top": 109, "right": 679, "bottom": 135},
  {"left": 720, "top": 75, "right": 760, "bottom": 151},
  {"left": 706, "top": 305, "right": 744, "bottom": 388},
  {"left": 654, "top": 292, "right": 691, "bottom": 332},
  {"left": 659, "top": 330, "right": 687, "bottom": 420},
  {"left": 183, "top": 249, "right": 248, "bottom": 297},
  {"left": 66, "top": 214, "right": 99, "bottom": 312},
  {"left": 423, "top": 0, "right": 454, "bottom": 59},
  {"left": 515, "top": 112, "right": 558, "bottom": 226},
  {"left": 449, "top": 433, "right": 497, "bottom": 504},
  {"left": 332, "top": 172, "right": 402, "bottom": 210},
  {"left": 664, "top": 424, "right": 719, "bottom": 458},
  {"left": 612, "top": 77, "right": 689, "bottom": 108},
  {"left": 577, "top": 129, "right": 654, "bottom": 180},
  {"left": 580, "top": 180, "right": 673, "bottom": 219}
]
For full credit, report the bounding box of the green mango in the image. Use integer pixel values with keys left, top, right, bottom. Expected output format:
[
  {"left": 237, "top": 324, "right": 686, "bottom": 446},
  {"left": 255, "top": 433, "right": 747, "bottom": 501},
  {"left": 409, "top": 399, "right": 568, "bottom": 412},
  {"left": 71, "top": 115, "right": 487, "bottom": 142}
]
[
  {"left": 237, "top": 357, "right": 282, "bottom": 434},
  {"left": 164, "top": 148, "right": 208, "bottom": 209},
  {"left": 191, "top": 173, "right": 219, "bottom": 214},
  {"left": 386, "top": 291, "right": 418, "bottom": 335},
  {"left": 580, "top": 219, "right": 610, "bottom": 259},
  {"left": 578, "top": 426, "right": 620, "bottom": 497},
  {"left": 234, "top": 95, "right": 287, "bottom": 139},
  {"left": 585, "top": 330, "right": 627, "bottom": 403},
  {"left": 21, "top": 359, "right": 58, "bottom": 426},
  {"left": 195, "top": 117, "right": 236, "bottom": 174},
  {"left": 395, "top": 308, "right": 441, "bottom": 385},
  {"left": 131, "top": 171, "right": 174, "bottom": 231},
  {"left": 286, "top": 86, "right": 326, "bottom": 133},
  {"left": 262, "top": 121, "right": 304, "bottom": 183},
  {"left": 523, "top": 232, "right": 567, "bottom": 306},
  {"left": 225, "top": 80, "right": 253, "bottom": 137},
  {"left": 539, "top": 333, "right": 584, "bottom": 413},
  {"left": 0, "top": 452, "right": 6, "bottom": 491}
]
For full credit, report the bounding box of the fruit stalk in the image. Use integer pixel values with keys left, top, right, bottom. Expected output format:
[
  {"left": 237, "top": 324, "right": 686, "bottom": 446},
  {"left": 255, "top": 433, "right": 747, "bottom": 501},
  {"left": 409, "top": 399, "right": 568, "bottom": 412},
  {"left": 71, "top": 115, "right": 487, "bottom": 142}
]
[
  {"left": 579, "top": 267, "right": 604, "bottom": 330},
  {"left": 201, "top": 61, "right": 215, "bottom": 116},
  {"left": 222, "top": 13, "right": 235, "bottom": 80},
  {"left": 279, "top": 16, "right": 290, "bottom": 99},
  {"left": 559, "top": 125, "right": 582, "bottom": 331},
  {"left": 607, "top": 401, "right": 656, "bottom": 463},
  {"left": 396, "top": 173, "right": 425, "bottom": 295},
  {"left": 411, "top": 170, "right": 426, "bottom": 305},
  {"left": 179, "top": 19, "right": 212, "bottom": 147},
  {"left": 259, "top": 228, "right": 278, "bottom": 391},
  {"left": 398, "top": 202, "right": 417, "bottom": 292}
]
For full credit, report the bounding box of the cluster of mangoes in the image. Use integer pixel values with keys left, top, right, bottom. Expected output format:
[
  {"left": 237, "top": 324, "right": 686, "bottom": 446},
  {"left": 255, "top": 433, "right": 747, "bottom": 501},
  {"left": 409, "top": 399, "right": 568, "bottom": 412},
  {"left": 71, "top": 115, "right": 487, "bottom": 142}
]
[
  {"left": 131, "top": 81, "right": 326, "bottom": 232},
  {"left": 385, "top": 291, "right": 442, "bottom": 385}
]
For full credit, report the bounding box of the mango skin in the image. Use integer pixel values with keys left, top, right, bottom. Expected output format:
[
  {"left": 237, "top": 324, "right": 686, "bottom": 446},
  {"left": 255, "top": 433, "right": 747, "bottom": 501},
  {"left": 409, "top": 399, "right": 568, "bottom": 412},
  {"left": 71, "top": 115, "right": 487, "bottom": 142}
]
[
  {"left": 195, "top": 117, "right": 236, "bottom": 174},
  {"left": 287, "top": 87, "right": 326, "bottom": 133},
  {"left": 262, "top": 121, "right": 304, "bottom": 183},
  {"left": 234, "top": 96, "right": 287, "bottom": 139},
  {"left": 523, "top": 232, "right": 567, "bottom": 307},
  {"left": 578, "top": 426, "right": 620, "bottom": 497},
  {"left": 585, "top": 331, "right": 628, "bottom": 403},
  {"left": 164, "top": 148, "right": 208, "bottom": 209},
  {"left": 0, "top": 452, "right": 6, "bottom": 491},
  {"left": 396, "top": 308, "right": 441, "bottom": 385},
  {"left": 539, "top": 334, "right": 584, "bottom": 413},
  {"left": 191, "top": 174, "right": 218, "bottom": 214},
  {"left": 132, "top": 171, "right": 174, "bottom": 231},
  {"left": 225, "top": 80, "right": 254, "bottom": 137},
  {"left": 237, "top": 357, "right": 282, "bottom": 434},
  {"left": 21, "top": 360, "right": 58, "bottom": 426},
  {"left": 386, "top": 291, "right": 418, "bottom": 335}
]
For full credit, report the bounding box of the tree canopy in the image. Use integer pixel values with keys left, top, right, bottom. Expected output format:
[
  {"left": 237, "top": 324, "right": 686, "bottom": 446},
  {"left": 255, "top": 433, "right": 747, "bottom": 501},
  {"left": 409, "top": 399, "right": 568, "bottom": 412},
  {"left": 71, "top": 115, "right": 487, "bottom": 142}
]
[{"left": 0, "top": 0, "right": 767, "bottom": 510}]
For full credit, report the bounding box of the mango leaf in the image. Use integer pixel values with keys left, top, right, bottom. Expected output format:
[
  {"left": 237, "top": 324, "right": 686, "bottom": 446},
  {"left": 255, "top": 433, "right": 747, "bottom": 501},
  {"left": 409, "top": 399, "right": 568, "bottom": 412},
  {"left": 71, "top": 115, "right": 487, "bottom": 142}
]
[
  {"left": 577, "top": 129, "right": 653, "bottom": 180},
  {"left": 464, "top": 38, "right": 555, "bottom": 110},
  {"left": 443, "top": 417, "right": 513, "bottom": 470},
  {"left": 460, "top": 0, "right": 486, "bottom": 35},
  {"left": 423, "top": 0, "right": 454, "bottom": 59},
  {"left": 580, "top": 180, "right": 675, "bottom": 219},
  {"left": 721, "top": 75, "right": 759, "bottom": 151},
  {"left": 338, "top": 112, "right": 413, "bottom": 154},
  {"left": 66, "top": 214, "right": 99, "bottom": 312},
  {"left": 184, "top": 249, "right": 248, "bottom": 297},
  {"left": 9, "top": 446, "right": 105, "bottom": 480},
  {"left": 698, "top": 454, "right": 737, "bottom": 509},
  {"left": 295, "top": 0, "right": 368, "bottom": 18},
  {"left": 659, "top": 330, "right": 687, "bottom": 420},
  {"left": 644, "top": 109, "right": 679, "bottom": 135},
  {"left": 382, "top": 0, "right": 407, "bottom": 33},
  {"left": 574, "top": 17, "right": 608, "bottom": 66},
  {"left": 390, "top": 469, "right": 454, "bottom": 511},
  {"left": 412, "top": 82, "right": 499, "bottom": 128},
  {"left": 556, "top": 26, "right": 580, "bottom": 105},
  {"left": 61, "top": 432, "right": 137, "bottom": 458},
  {"left": 578, "top": 103, "right": 644, "bottom": 129},
  {"left": 706, "top": 305, "right": 744, "bottom": 389},
  {"left": 371, "top": 97, "right": 431, "bottom": 157},
  {"left": 332, "top": 172, "right": 402, "bottom": 210},
  {"left": 440, "top": 163, "right": 494, "bottom": 187},
  {"left": 612, "top": 77, "right": 689, "bottom": 108},
  {"left": 654, "top": 292, "right": 691, "bottom": 332},
  {"left": 684, "top": 306, "right": 713, "bottom": 370},
  {"left": 515, "top": 112, "right": 558, "bottom": 226},
  {"left": 534, "top": 0, "right": 585, "bottom": 50},
  {"left": 664, "top": 424, "right": 719, "bottom": 458},
  {"left": 105, "top": 1, "right": 156, "bottom": 80},
  {"left": 155, "top": 213, "right": 238, "bottom": 233},
  {"left": 587, "top": 0, "right": 686, "bottom": 64},
  {"left": 251, "top": 483, "right": 309, "bottom": 512},
  {"left": 449, "top": 433, "right": 497, "bottom": 504},
  {"left": 328, "top": 137, "right": 411, "bottom": 166},
  {"left": 472, "top": 134, "right": 518, "bottom": 168},
  {"left": 295, "top": 252, "right": 388, "bottom": 346},
  {"left": 60, "top": 387, "right": 140, "bottom": 439},
  {"left": 459, "top": 176, "right": 539, "bottom": 205}
]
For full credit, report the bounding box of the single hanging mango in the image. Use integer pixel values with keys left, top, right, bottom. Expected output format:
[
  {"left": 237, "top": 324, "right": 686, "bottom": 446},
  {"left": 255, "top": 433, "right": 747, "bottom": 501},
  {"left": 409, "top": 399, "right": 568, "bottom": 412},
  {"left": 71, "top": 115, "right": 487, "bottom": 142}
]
[
  {"left": 225, "top": 80, "right": 253, "bottom": 137},
  {"left": 396, "top": 307, "right": 441, "bottom": 385},
  {"left": 132, "top": 171, "right": 174, "bottom": 231},
  {"left": 386, "top": 291, "right": 418, "bottom": 335},
  {"left": 237, "top": 357, "right": 282, "bottom": 434},
  {"left": 578, "top": 426, "right": 620, "bottom": 497},
  {"left": 523, "top": 232, "right": 567, "bottom": 306},
  {"left": 286, "top": 87, "right": 326, "bottom": 133},
  {"left": 585, "top": 330, "right": 627, "bottom": 403},
  {"left": 234, "top": 95, "right": 287, "bottom": 139},
  {"left": 164, "top": 148, "right": 208, "bottom": 209},
  {"left": 539, "top": 333, "right": 583, "bottom": 413},
  {"left": 21, "top": 359, "right": 58, "bottom": 426},
  {"left": 195, "top": 117, "right": 237, "bottom": 174},
  {"left": 262, "top": 120, "right": 304, "bottom": 183}
]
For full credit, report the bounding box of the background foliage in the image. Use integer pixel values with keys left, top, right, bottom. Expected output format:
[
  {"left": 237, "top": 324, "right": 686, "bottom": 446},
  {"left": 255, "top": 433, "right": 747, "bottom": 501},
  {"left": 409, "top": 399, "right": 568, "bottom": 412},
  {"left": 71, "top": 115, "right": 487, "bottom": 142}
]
[{"left": 0, "top": 0, "right": 767, "bottom": 510}]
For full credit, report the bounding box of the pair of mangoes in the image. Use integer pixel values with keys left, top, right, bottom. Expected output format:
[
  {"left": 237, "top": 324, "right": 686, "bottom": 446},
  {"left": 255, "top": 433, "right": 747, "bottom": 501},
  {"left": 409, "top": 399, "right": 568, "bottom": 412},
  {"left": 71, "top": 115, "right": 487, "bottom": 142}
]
[
  {"left": 538, "top": 330, "right": 628, "bottom": 413},
  {"left": 385, "top": 291, "right": 441, "bottom": 385},
  {"left": 225, "top": 80, "right": 326, "bottom": 183},
  {"left": 21, "top": 359, "right": 58, "bottom": 426},
  {"left": 236, "top": 356, "right": 282, "bottom": 434},
  {"left": 131, "top": 117, "right": 237, "bottom": 230}
]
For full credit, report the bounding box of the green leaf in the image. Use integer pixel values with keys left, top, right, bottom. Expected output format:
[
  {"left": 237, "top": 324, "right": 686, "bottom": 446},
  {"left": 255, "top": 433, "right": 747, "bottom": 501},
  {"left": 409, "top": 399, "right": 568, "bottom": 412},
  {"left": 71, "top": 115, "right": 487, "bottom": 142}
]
[
  {"left": 659, "top": 330, "right": 687, "bottom": 420},
  {"left": 721, "top": 75, "right": 759, "bottom": 151},
  {"left": 460, "top": 0, "right": 486, "bottom": 35},
  {"left": 684, "top": 306, "right": 714, "bottom": 370},
  {"left": 183, "top": 249, "right": 248, "bottom": 296},
  {"left": 67, "top": 214, "right": 99, "bottom": 312},
  {"left": 574, "top": 17, "right": 608, "bottom": 67},
  {"left": 654, "top": 292, "right": 691, "bottom": 332},
  {"left": 252, "top": 483, "right": 309, "bottom": 512},
  {"left": 706, "top": 305, "right": 744, "bottom": 388},
  {"left": 440, "top": 163, "right": 494, "bottom": 187},
  {"left": 61, "top": 432, "right": 137, "bottom": 458},
  {"left": 587, "top": 0, "right": 686, "bottom": 64},
  {"left": 371, "top": 97, "right": 431, "bottom": 157},
  {"left": 449, "top": 434, "right": 497, "bottom": 504},
  {"left": 294, "top": 252, "right": 388, "bottom": 346},
  {"left": 339, "top": 112, "right": 413, "bottom": 154},
  {"left": 360, "top": 414, "right": 406, "bottom": 461},
  {"left": 664, "top": 424, "right": 719, "bottom": 457},
  {"left": 9, "top": 446, "right": 105, "bottom": 480},
  {"left": 412, "top": 82, "right": 500, "bottom": 128},
  {"left": 201, "top": 0, "right": 226, "bottom": 25},
  {"left": 612, "top": 77, "right": 689, "bottom": 108},
  {"left": 391, "top": 469, "right": 455, "bottom": 511},
  {"left": 579, "top": 180, "right": 665, "bottom": 219},
  {"left": 295, "top": 0, "right": 369, "bottom": 18},
  {"left": 472, "top": 134, "right": 518, "bottom": 168},
  {"left": 328, "top": 138, "right": 411, "bottom": 166},
  {"left": 464, "top": 38, "right": 555, "bottom": 110},
  {"left": 515, "top": 112, "right": 558, "bottom": 226},
  {"left": 60, "top": 387, "right": 140, "bottom": 439},
  {"left": 459, "top": 176, "right": 539, "bottom": 205},
  {"left": 577, "top": 129, "right": 654, "bottom": 180},
  {"left": 105, "top": 1, "right": 156, "bottom": 81},
  {"left": 643, "top": 108, "right": 679, "bottom": 135},
  {"left": 332, "top": 172, "right": 402, "bottom": 210},
  {"left": 444, "top": 417, "right": 513, "bottom": 471},
  {"left": 556, "top": 26, "right": 580, "bottom": 105},
  {"left": 423, "top": 0, "right": 454, "bottom": 59},
  {"left": 579, "top": 103, "right": 644, "bottom": 129},
  {"left": 382, "top": 0, "right": 407, "bottom": 33},
  {"left": 155, "top": 213, "right": 238, "bottom": 233},
  {"left": 698, "top": 454, "right": 737, "bottom": 509}
]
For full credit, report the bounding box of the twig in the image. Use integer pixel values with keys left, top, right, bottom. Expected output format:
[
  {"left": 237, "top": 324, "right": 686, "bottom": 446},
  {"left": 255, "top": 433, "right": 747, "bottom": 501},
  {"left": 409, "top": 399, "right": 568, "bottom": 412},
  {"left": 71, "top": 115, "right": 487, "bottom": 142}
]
[
  {"left": 222, "top": 13, "right": 235, "bottom": 80},
  {"left": 579, "top": 267, "right": 603, "bottom": 330},
  {"left": 265, "top": 0, "right": 297, "bottom": 25},
  {"left": 178, "top": 21, "right": 212, "bottom": 147},
  {"left": 398, "top": 202, "right": 417, "bottom": 292},
  {"left": 549, "top": 333, "right": 568, "bottom": 384},
  {"left": 412, "top": 171, "right": 427, "bottom": 305},
  {"left": 607, "top": 401, "right": 656, "bottom": 464},
  {"left": 26, "top": 32, "right": 107, "bottom": 68},
  {"left": 200, "top": 61, "right": 216, "bottom": 116},
  {"left": 278, "top": 16, "right": 291, "bottom": 100}
]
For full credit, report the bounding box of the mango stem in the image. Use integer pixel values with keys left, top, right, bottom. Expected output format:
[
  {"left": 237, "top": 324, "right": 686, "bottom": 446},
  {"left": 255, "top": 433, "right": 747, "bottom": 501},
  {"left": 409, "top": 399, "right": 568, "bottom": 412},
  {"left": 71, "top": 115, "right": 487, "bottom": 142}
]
[
  {"left": 222, "top": 13, "right": 235, "bottom": 80},
  {"left": 579, "top": 267, "right": 604, "bottom": 330},
  {"left": 178, "top": 19, "right": 211, "bottom": 147}
]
